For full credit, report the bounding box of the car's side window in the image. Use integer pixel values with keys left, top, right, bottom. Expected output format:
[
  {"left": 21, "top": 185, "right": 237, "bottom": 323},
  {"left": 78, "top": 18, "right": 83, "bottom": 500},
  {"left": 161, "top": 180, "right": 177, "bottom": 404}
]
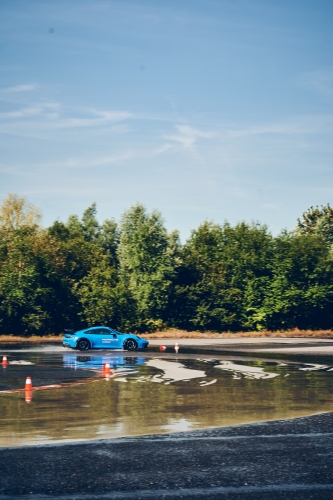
[
  {"left": 84, "top": 328, "right": 113, "bottom": 335},
  {"left": 88, "top": 329, "right": 103, "bottom": 335},
  {"left": 99, "top": 328, "right": 111, "bottom": 335}
]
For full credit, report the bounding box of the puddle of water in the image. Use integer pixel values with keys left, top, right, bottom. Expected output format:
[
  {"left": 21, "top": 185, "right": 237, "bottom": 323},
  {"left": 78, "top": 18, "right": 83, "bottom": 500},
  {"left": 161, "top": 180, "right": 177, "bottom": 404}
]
[
  {"left": 215, "top": 361, "right": 279, "bottom": 379},
  {"left": 0, "top": 365, "right": 97, "bottom": 391},
  {"left": 1, "top": 351, "right": 333, "bottom": 447}
]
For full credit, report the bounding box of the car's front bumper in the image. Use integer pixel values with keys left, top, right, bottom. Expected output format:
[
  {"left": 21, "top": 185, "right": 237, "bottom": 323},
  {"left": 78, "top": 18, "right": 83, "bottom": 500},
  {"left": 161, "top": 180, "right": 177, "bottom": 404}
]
[{"left": 138, "top": 341, "right": 149, "bottom": 349}]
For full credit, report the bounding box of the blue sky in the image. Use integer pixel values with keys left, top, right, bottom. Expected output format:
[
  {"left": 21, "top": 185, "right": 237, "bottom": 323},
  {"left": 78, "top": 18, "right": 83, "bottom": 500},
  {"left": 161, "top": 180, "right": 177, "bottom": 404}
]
[{"left": 0, "top": 0, "right": 333, "bottom": 240}]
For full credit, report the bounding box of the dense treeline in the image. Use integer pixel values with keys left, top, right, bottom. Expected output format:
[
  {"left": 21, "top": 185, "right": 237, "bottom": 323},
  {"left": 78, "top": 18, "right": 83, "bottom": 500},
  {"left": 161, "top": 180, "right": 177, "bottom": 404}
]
[{"left": 0, "top": 194, "right": 333, "bottom": 335}]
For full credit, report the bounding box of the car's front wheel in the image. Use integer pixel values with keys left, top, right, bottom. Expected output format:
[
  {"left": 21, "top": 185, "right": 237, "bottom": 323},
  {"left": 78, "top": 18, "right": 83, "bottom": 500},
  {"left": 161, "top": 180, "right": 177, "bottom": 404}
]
[
  {"left": 77, "top": 338, "right": 91, "bottom": 351},
  {"left": 123, "top": 339, "right": 138, "bottom": 351}
]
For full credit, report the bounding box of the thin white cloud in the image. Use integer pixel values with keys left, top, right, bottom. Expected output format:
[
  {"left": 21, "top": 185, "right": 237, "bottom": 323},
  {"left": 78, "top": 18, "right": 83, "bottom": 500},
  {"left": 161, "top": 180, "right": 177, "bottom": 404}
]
[
  {"left": 0, "top": 102, "right": 132, "bottom": 136},
  {"left": 1, "top": 84, "right": 38, "bottom": 93},
  {"left": 1, "top": 87, "right": 333, "bottom": 164},
  {"left": 165, "top": 124, "right": 218, "bottom": 149},
  {"left": 51, "top": 110, "right": 132, "bottom": 129},
  {"left": 163, "top": 116, "right": 333, "bottom": 151},
  {"left": 0, "top": 107, "right": 44, "bottom": 119},
  {"left": 0, "top": 152, "right": 133, "bottom": 174},
  {"left": 0, "top": 141, "right": 177, "bottom": 174},
  {"left": 226, "top": 115, "right": 333, "bottom": 138},
  {"left": 149, "top": 143, "right": 173, "bottom": 156}
]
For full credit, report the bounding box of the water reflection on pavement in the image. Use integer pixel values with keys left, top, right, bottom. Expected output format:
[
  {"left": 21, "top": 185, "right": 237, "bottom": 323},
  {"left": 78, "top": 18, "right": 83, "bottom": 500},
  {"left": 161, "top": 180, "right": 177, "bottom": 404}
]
[{"left": 1, "top": 345, "right": 333, "bottom": 447}]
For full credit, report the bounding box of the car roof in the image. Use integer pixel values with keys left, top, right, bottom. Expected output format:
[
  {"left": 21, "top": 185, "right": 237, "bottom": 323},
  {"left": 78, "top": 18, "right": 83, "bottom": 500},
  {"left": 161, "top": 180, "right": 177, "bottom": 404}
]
[
  {"left": 87, "top": 326, "right": 111, "bottom": 331},
  {"left": 74, "top": 326, "right": 112, "bottom": 334}
]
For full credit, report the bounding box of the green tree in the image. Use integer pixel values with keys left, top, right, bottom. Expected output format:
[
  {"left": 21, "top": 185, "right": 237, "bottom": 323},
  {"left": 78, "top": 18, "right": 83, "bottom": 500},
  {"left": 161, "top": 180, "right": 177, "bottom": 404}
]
[
  {"left": 297, "top": 204, "right": 333, "bottom": 244},
  {"left": 76, "top": 256, "right": 120, "bottom": 326},
  {"left": 2, "top": 192, "right": 333, "bottom": 336},
  {"left": 81, "top": 203, "right": 100, "bottom": 242},
  {"left": 170, "top": 221, "right": 273, "bottom": 331},
  {"left": 47, "top": 206, "right": 119, "bottom": 330},
  {"left": 0, "top": 193, "right": 41, "bottom": 232},
  {"left": 254, "top": 231, "right": 333, "bottom": 330},
  {"left": 0, "top": 195, "right": 73, "bottom": 335},
  {"left": 117, "top": 204, "right": 175, "bottom": 331}
]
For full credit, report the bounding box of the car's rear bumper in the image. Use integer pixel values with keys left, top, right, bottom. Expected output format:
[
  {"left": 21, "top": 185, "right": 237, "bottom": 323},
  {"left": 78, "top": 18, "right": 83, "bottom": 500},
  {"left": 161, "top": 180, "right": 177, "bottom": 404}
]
[{"left": 63, "top": 341, "right": 75, "bottom": 349}]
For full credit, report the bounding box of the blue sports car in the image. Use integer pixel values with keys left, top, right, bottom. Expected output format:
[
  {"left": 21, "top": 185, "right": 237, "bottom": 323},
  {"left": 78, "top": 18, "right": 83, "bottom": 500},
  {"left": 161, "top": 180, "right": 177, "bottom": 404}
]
[{"left": 62, "top": 326, "right": 149, "bottom": 351}]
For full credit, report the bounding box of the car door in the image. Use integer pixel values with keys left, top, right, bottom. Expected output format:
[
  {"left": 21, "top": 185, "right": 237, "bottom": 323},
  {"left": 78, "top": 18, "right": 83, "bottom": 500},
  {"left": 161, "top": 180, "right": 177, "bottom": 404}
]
[
  {"left": 85, "top": 328, "right": 103, "bottom": 348},
  {"left": 99, "top": 328, "right": 121, "bottom": 349}
]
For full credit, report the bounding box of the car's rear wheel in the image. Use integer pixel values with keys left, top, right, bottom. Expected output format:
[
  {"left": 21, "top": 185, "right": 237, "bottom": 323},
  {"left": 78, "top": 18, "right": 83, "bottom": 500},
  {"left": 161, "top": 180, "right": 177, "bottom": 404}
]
[
  {"left": 77, "top": 338, "right": 90, "bottom": 351},
  {"left": 123, "top": 339, "right": 138, "bottom": 351}
]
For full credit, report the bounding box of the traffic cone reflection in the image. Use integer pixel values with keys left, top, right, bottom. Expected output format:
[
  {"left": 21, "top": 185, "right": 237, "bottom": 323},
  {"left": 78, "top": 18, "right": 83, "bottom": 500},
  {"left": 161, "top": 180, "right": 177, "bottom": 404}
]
[
  {"left": 103, "top": 363, "right": 112, "bottom": 374},
  {"left": 159, "top": 345, "right": 167, "bottom": 351},
  {"left": 102, "top": 363, "right": 112, "bottom": 380},
  {"left": 25, "top": 390, "right": 33, "bottom": 403},
  {"left": 1, "top": 356, "right": 9, "bottom": 366}
]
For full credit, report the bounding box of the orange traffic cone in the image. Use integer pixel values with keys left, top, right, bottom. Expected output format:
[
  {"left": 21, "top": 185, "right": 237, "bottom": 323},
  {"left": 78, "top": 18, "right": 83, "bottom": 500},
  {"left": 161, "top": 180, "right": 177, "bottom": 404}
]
[
  {"left": 159, "top": 345, "right": 167, "bottom": 351},
  {"left": 25, "top": 390, "right": 33, "bottom": 404},
  {"left": 25, "top": 376, "right": 32, "bottom": 391},
  {"left": 103, "top": 363, "right": 112, "bottom": 374},
  {"left": 2, "top": 356, "right": 9, "bottom": 366}
]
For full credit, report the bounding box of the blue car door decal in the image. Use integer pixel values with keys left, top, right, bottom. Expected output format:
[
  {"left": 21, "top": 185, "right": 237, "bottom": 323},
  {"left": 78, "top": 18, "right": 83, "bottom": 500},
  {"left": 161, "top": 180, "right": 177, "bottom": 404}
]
[
  {"left": 87, "top": 329, "right": 109, "bottom": 348},
  {"left": 100, "top": 329, "right": 121, "bottom": 348}
]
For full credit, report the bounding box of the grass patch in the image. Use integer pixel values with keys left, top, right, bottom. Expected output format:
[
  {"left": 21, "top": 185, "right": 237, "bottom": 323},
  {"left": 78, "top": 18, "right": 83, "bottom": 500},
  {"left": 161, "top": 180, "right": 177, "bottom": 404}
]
[
  {"left": 147, "top": 328, "right": 333, "bottom": 338},
  {"left": 0, "top": 335, "right": 63, "bottom": 343}
]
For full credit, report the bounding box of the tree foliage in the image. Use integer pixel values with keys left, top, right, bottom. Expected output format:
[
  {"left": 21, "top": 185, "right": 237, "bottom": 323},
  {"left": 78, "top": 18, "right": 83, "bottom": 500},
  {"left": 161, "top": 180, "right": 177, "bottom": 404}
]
[
  {"left": 297, "top": 204, "right": 333, "bottom": 244},
  {"left": 118, "top": 204, "right": 175, "bottom": 331},
  {"left": 0, "top": 193, "right": 41, "bottom": 232},
  {"left": 169, "top": 221, "right": 273, "bottom": 331},
  {"left": 0, "top": 194, "right": 333, "bottom": 335}
]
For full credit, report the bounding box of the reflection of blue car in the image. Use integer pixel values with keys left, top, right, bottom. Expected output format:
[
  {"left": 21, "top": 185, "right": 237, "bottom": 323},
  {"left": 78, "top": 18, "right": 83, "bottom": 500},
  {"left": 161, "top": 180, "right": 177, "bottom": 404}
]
[
  {"left": 63, "top": 355, "right": 146, "bottom": 370},
  {"left": 62, "top": 326, "right": 149, "bottom": 351}
]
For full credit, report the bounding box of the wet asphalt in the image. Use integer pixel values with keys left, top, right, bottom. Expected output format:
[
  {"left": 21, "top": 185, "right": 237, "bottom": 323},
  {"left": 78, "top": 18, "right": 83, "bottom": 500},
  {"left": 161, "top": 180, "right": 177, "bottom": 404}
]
[
  {"left": 0, "top": 365, "right": 97, "bottom": 391},
  {"left": 1, "top": 412, "right": 333, "bottom": 500},
  {"left": 1, "top": 344, "right": 333, "bottom": 498}
]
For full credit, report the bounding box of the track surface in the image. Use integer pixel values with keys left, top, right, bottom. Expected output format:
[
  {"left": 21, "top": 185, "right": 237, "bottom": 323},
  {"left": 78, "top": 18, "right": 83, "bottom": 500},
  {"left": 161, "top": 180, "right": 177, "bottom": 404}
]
[
  {"left": 1, "top": 413, "right": 333, "bottom": 499},
  {"left": 0, "top": 365, "right": 97, "bottom": 391}
]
